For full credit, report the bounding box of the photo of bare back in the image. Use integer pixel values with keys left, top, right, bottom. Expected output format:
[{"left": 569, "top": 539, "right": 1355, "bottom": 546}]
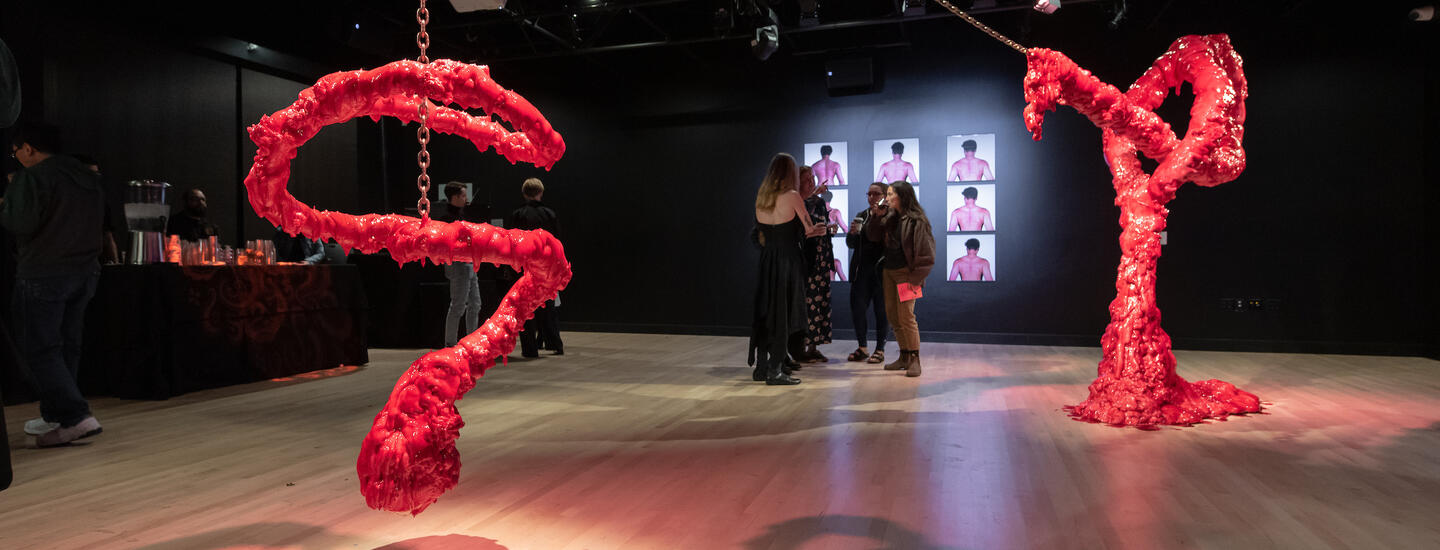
[
  {"left": 873, "top": 138, "right": 919, "bottom": 184},
  {"left": 831, "top": 236, "right": 848, "bottom": 283},
  {"left": 819, "top": 188, "right": 849, "bottom": 234},
  {"left": 946, "top": 133, "right": 996, "bottom": 182},
  {"left": 804, "top": 142, "right": 848, "bottom": 188},
  {"left": 946, "top": 234, "right": 996, "bottom": 282},
  {"left": 946, "top": 184, "right": 996, "bottom": 232}
]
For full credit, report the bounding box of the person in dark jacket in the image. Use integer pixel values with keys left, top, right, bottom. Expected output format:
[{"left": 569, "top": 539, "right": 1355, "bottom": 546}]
[
  {"left": 1, "top": 123, "right": 105, "bottom": 446},
  {"left": 873, "top": 180, "right": 935, "bottom": 377},
  {"left": 505, "top": 177, "right": 563, "bottom": 358},
  {"left": 844, "top": 182, "right": 889, "bottom": 365},
  {"left": 165, "top": 188, "right": 219, "bottom": 242}
]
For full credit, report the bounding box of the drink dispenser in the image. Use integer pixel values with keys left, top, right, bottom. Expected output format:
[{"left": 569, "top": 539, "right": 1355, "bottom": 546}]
[{"left": 124, "top": 180, "right": 172, "bottom": 264}]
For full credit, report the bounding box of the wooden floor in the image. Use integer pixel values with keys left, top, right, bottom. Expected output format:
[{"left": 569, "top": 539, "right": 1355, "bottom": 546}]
[{"left": 3, "top": 333, "right": 1438, "bottom": 550}]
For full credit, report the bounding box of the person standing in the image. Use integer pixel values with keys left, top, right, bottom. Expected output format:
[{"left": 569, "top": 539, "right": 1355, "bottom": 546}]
[
  {"left": 1, "top": 123, "right": 105, "bottom": 446},
  {"left": 845, "top": 182, "right": 889, "bottom": 365},
  {"left": 797, "top": 165, "right": 835, "bottom": 363},
  {"left": 166, "top": 188, "right": 219, "bottom": 242},
  {"left": 71, "top": 154, "right": 125, "bottom": 264},
  {"left": 874, "top": 181, "right": 935, "bottom": 377},
  {"left": 506, "top": 177, "right": 563, "bottom": 357},
  {"left": 748, "top": 153, "right": 823, "bottom": 385},
  {"left": 437, "top": 182, "right": 483, "bottom": 347}
]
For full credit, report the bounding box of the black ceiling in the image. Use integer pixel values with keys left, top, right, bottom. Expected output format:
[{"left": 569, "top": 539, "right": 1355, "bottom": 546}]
[
  {"left": 32, "top": 0, "right": 1432, "bottom": 80},
  {"left": 57, "top": 1, "right": 1122, "bottom": 70}
]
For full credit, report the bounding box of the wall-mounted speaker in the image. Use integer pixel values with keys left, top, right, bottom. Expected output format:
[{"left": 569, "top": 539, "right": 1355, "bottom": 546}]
[{"left": 826, "top": 57, "right": 877, "bottom": 96}]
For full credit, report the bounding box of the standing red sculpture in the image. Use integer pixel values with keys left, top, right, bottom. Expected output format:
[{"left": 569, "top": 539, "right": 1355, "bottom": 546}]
[{"left": 1023, "top": 35, "right": 1261, "bottom": 427}]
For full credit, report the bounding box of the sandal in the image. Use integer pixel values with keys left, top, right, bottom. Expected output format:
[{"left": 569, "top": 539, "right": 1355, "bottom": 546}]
[
  {"left": 847, "top": 348, "right": 868, "bottom": 362},
  {"left": 866, "top": 350, "right": 885, "bottom": 364}
]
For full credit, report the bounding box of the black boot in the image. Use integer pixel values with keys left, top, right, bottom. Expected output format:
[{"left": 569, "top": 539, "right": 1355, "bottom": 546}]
[
  {"left": 767, "top": 361, "right": 801, "bottom": 385},
  {"left": 884, "top": 349, "right": 911, "bottom": 371},
  {"left": 752, "top": 364, "right": 767, "bottom": 381}
]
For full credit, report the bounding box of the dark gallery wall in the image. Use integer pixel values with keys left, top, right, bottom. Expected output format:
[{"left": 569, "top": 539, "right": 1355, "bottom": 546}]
[
  {"left": 238, "top": 68, "right": 361, "bottom": 243},
  {"left": 38, "top": 23, "right": 241, "bottom": 244},
  {"left": 3, "top": 2, "right": 1434, "bottom": 357},
  {"left": 1, "top": 5, "right": 365, "bottom": 249},
  {"left": 395, "top": 5, "right": 1435, "bottom": 356}
]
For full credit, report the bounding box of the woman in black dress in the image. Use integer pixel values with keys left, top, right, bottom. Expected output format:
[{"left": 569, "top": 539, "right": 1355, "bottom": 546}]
[{"left": 748, "top": 153, "right": 824, "bottom": 385}]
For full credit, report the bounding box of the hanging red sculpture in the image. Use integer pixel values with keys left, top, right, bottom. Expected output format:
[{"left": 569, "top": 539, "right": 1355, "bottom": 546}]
[{"left": 244, "top": 59, "right": 568, "bottom": 514}]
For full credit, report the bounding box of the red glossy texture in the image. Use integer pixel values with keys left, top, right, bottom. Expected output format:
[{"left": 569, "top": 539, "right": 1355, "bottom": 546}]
[
  {"left": 1023, "top": 35, "right": 1260, "bottom": 427},
  {"left": 244, "top": 59, "right": 569, "bottom": 513}
]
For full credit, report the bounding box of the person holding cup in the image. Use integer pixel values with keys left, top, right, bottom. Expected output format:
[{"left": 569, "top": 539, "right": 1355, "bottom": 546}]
[
  {"left": 796, "top": 165, "right": 835, "bottom": 364},
  {"left": 844, "top": 182, "right": 890, "bottom": 365},
  {"left": 874, "top": 181, "right": 935, "bottom": 377}
]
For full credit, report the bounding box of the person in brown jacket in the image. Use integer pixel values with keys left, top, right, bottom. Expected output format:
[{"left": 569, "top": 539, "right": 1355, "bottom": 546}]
[{"left": 870, "top": 180, "right": 935, "bottom": 377}]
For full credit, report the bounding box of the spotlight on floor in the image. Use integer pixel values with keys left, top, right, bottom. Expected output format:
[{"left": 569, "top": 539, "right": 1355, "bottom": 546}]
[
  {"left": 1034, "top": 0, "right": 1061, "bottom": 15},
  {"left": 1411, "top": 5, "right": 1435, "bottom": 21}
]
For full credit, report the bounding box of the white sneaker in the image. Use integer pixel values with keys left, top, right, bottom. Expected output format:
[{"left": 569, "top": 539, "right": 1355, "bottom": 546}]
[
  {"left": 35, "top": 416, "right": 103, "bottom": 448},
  {"left": 23, "top": 417, "right": 59, "bottom": 436}
]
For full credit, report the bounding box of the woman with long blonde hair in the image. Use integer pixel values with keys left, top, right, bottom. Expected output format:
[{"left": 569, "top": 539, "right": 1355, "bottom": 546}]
[{"left": 748, "top": 153, "right": 824, "bottom": 385}]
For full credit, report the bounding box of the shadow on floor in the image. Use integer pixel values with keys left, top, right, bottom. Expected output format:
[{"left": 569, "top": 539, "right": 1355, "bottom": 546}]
[
  {"left": 374, "top": 534, "right": 509, "bottom": 550},
  {"left": 742, "top": 515, "right": 967, "bottom": 550},
  {"left": 133, "top": 521, "right": 344, "bottom": 550}
]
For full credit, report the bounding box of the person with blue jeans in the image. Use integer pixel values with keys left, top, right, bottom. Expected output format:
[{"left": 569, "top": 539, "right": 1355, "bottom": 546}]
[
  {"left": 2, "top": 123, "right": 104, "bottom": 446},
  {"left": 436, "top": 182, "right": 482, "bottom": 347}
]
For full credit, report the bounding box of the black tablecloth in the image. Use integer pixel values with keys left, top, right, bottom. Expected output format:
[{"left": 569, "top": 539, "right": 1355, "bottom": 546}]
[
  {"left": 350, "top": 252, "right": 507, "bottom": 349},
  {"left": 76, "top": 264, "right": 369, "bottom": 399}
]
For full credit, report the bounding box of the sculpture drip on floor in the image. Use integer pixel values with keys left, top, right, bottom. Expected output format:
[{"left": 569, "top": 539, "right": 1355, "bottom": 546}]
[
  {"left": 931, "top": 1, "right": 1262, "bottom": 427},
  {"left": 244, "top": 57, "right": 568, "bottom": 514},
  {"left": 1024, "top": 35, "right": 1261, "bottom": 426}
]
